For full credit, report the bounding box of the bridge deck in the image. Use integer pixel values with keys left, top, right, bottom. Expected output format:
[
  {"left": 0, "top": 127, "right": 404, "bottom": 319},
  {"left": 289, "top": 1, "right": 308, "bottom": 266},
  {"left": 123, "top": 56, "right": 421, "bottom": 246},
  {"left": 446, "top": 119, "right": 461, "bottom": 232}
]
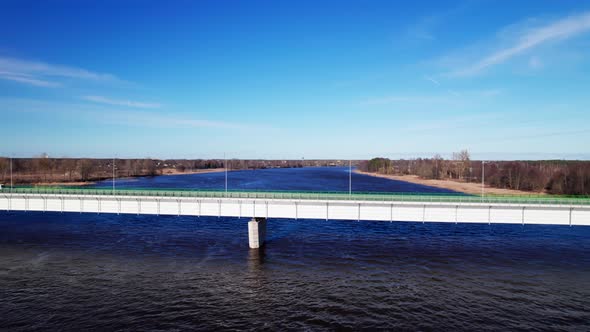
[
  {"left": 3, "top": 187, "right": 590, "bottom": 206},
  {"left": 2, "top": 187, "right": 590, "bottom": 225}
]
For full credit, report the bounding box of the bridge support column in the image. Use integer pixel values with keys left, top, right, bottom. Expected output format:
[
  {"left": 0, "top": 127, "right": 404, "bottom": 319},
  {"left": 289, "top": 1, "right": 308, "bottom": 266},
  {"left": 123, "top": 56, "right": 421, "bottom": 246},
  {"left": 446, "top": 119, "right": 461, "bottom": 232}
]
[{"left": 248, "top": 217, "right": 267, "bottom": 249}]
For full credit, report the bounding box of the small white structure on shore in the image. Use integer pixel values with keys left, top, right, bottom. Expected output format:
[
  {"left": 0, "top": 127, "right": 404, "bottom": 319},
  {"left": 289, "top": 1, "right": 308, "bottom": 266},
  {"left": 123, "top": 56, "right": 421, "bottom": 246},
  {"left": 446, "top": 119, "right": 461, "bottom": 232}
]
[{"left": 0, "top": 184, "right": 3, "bottom": 190}]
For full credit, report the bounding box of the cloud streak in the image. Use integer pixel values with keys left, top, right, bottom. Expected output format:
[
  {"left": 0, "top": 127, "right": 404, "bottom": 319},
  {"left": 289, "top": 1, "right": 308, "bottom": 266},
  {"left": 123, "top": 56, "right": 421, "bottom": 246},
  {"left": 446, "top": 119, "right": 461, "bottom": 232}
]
[
  {"left": 359, "top": 95, "right": 448, "bottom": 106},
  {"left": 499, "top": 128, "right": 590, "bottom": 141},
  {"left": 450, "top": 12, "right": 590, "bottom": 76},
  {"left": 0, "top": 97, "right": 253, "bottom": 130},
  {"left": 0, "top": 56, "right": 120, "bottom": 87},
  {"left": 424, "top": 75, "right": 440, "bottom": 85},
  {"left": 0, "top": 70, "right": 60, "bottom": 87},
  {"left": 83, "top": 95, "right": 161, "bottom": 109},
  {"left": 92, "top": 109, "right": 252, "bottom": 130},
  {"left": 360, "top": 89, "right": 500, "bottom": 107},
  {"left": 405, "top": 3, "right": 474, "bottom": 42}
]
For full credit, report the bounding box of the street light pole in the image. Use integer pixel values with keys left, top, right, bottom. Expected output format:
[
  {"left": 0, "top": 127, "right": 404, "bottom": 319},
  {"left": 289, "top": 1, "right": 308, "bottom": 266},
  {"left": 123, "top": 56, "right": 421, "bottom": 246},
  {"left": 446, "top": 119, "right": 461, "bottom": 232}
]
[
  {"left": 224, "top": 152, "right": 227, "bottom": 194},
  {"left": 481, "top": 160, "right": 485, "bottom": 198},
  {"left": 10, "top": 156, "right": 13, "bottom": 192},
  {"left": 112, "top": 158, "right": 116, "bottom": 195},
  {"left": 349, "top": 160, "right": 352, "bottom": 196}
]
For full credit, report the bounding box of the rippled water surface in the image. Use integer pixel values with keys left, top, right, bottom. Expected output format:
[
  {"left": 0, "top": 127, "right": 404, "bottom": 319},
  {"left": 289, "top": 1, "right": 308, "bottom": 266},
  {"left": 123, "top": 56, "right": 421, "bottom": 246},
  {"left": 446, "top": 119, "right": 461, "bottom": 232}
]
[{"left": 1, "top": 167, "right": 589, "bottom": 331}]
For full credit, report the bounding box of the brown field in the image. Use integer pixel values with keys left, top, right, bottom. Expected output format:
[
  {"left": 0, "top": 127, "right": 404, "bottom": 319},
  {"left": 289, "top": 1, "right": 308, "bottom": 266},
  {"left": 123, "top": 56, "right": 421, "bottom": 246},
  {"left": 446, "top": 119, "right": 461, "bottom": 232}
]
[
  {"left": 160, "top": 168, "right": 226, "bottom": 175},
  {"left": 355, "top": 170, "right": 543, "bottom": 195}
]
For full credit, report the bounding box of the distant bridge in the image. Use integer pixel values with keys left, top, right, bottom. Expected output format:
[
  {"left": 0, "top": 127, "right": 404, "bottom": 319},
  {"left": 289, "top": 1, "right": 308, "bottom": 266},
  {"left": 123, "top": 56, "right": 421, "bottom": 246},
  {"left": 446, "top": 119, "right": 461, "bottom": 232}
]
[{"left": 2, "top": 188, "right": 590, "bottom": 248}]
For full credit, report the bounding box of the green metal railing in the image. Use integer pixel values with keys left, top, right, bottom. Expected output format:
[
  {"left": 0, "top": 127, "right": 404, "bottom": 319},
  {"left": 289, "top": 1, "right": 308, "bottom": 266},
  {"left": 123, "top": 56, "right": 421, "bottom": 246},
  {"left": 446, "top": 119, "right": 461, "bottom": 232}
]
[{"left": 3, "top": 186, "right": 590, "bottom": 206}]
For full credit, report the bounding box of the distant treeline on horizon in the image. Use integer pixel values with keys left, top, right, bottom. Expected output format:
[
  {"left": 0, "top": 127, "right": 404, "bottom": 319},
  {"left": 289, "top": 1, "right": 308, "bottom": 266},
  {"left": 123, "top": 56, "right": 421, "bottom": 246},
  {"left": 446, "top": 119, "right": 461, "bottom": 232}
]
[
  {"left": 358, "top": 150, "right": 590, "bottom": 195},
  {"left": 0, "top": 157, "right": 359, "bottom": 185},
  {"left": 2, "top": 155, "right": 589, "bottom": 195}
]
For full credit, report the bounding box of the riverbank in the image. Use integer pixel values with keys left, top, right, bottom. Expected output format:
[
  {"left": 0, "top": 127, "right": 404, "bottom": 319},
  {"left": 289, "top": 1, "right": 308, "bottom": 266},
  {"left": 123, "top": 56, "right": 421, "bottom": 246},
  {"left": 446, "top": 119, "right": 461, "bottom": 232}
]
[
  {"left": 355, "top": 170, "right": 543, "bottom": 195},
  {"left": 31, "top": 181, "right": 96, "bottom": 186},
  {"left": 17, "top": 168, "right": 227, "bottom": 186},
  {"left": 160, "top": 168, "right": 226, "bottom": 175}
]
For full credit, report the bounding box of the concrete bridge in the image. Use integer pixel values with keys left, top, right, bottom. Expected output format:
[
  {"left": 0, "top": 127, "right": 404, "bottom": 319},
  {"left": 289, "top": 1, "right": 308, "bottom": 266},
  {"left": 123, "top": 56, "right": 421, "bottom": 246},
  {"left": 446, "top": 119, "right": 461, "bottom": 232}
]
[{"left": 2, "top": 188, "right": 590, "bottom": 248}]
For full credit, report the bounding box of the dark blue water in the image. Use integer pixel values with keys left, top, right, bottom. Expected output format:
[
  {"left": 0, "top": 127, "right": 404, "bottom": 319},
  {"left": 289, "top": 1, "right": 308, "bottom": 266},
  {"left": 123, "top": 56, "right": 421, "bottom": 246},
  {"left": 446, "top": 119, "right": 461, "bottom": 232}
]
[
  {"left": 92, "top": 166, "right": 460, "bottom": 193},
  {"left": 1, "top": 167, "right": 589, "bottom": 331}
]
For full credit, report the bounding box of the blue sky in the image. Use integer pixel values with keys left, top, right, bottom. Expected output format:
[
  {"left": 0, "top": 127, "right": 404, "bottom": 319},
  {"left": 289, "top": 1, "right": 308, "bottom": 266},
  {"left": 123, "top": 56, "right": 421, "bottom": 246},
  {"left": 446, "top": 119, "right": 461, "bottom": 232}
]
[{"left": 1, "top": 0, "right": 590, "bottom": 160}]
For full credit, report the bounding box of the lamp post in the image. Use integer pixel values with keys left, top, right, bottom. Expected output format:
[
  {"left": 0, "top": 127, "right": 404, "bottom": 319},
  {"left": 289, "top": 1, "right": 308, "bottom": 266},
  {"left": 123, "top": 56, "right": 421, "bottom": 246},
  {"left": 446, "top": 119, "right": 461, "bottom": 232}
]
[
  {"left": 112, "top": 158, "right": 116, "bottom": 195},
  {"left": 224, "top": 153, "right": 228, "bottom": 194},
  {"left": 349, "top": 160, "right": 352, "bottom": 196},
  {"left": 10, "top": 156, "right": 13, "bottom": 192},
  {"left": 481, "top": 160, "right": 485, "bottom": 199}
]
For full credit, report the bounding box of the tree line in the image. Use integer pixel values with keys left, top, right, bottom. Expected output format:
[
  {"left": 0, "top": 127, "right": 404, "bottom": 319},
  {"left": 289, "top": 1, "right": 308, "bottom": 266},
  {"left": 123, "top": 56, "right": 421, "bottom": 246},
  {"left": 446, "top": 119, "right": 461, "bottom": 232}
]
[
  {"left": 358, "top": 151, "right": 590, "bottom": 195},
  {"left": 0, "top": 157, "right": 356, "bottom": 185}
]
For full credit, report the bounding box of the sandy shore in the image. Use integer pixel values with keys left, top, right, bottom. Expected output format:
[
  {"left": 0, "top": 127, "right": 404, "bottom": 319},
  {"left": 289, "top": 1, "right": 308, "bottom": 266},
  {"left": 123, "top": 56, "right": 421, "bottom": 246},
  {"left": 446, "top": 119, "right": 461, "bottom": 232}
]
[
  {"left": 161, "top": 168, "right": 227, "bottom": 175},
  {"left": 23, "top": 168, "right": 227, "bottom": 186},
  {"left": 355, "top": 170, "right": 542, "bottom": 195},
  {"left": 32, "top": 181, "right": 96, "bottom": 187}
]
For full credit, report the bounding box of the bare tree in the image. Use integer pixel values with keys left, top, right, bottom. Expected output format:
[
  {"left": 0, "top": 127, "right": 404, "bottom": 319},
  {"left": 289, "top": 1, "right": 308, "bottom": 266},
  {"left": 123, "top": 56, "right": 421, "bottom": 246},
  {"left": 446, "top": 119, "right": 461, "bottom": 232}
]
[
  {"left": 143, "top": 159, "right": 158, "bottom": 176},
  {"left": 63, "top": 159, "right": 78, "bottom": 181},
  {"left": 78, "top": 159, "right": 94, "bottom": 181},
  {"left": 0, "top": 158, "right": 8, "bottom": 182}
]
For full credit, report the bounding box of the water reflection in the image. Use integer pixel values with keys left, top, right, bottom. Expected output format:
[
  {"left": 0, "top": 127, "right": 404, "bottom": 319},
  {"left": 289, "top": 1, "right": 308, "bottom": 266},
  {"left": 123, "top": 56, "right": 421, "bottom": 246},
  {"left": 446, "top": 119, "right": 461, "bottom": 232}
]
[
  {"left": 1, "top": 168, "right": 590, "bottom": 330},
  {"left": 247, "top": 247, "right": 266, "bottom": 272}
]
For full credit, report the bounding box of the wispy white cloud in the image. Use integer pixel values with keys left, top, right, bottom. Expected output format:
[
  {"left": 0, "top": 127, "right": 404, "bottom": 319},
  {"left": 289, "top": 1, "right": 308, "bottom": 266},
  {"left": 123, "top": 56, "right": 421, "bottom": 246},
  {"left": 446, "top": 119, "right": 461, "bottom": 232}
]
[
  {"left": 449, "top": 12, "right": 590, "bottom": 76},
  {"left": 479, "top": 89, "right": 502, "bottom": 97},
  {"left": 447, "top": 89, "right": 461, "bottom": 97},
  {"left": 360, "top": 89, "right": 501, "bottom": 107},
  {"left": 0, "top": 71, "right": 60, "bottom": 87},
  {"left": 528, "top": 56, "right": 543, "bottom": 69},
  {"left": 0, "top": 56, "right": 120, "bottom": 87},
  {"left": 478, "top": 128, "right": 590, "bottom": 143},
  {"left": 424, "top": 75, "right": 440, "bottom": 85},
  {"left": 360, "top": 95, "right": 450, "bottom": 106},
  {"left": 423, "top": 75, "right": 491, "bottom": 99},
  {"left": 405, "top": 3, "right": 474, "bottom": 42},
  {"left": 99, "top": 110, "right": 247, "bottom": 129},
  {"left": 331, "top": 73, "right": 386, "bottom": 88},
  {"left": 83, "top": 95, "right": 161, "bottom": 109},
  {"left": 407, "top": 16, "right": 438, "bottom": 41},
  {"left": 398, "top": 113, "right": 504, "bottom": 134},
  {"left": 0, "top": 97, "right": 254, "bottom": 130}
]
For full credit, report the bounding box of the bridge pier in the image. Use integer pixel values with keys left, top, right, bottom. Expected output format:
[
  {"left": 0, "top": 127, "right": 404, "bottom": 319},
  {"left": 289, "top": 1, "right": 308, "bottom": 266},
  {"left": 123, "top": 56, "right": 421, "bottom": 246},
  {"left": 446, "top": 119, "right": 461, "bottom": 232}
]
[{"left": 248, "top": 217, "right": 267, "bottom": 249}]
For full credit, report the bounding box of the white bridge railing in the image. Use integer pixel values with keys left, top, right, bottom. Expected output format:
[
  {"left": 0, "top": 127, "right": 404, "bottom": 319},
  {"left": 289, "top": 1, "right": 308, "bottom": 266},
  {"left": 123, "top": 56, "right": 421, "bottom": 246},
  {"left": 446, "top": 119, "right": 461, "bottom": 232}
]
[{"left": 1, "top": 190, "right": 589, "bottom": 226}]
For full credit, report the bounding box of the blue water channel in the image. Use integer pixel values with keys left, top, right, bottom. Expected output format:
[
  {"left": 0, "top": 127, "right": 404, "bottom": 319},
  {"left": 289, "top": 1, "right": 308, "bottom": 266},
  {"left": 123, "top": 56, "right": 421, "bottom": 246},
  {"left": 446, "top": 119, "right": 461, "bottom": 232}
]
[{"left": 1, "top": 167, "right": 589, "bottom": 330}]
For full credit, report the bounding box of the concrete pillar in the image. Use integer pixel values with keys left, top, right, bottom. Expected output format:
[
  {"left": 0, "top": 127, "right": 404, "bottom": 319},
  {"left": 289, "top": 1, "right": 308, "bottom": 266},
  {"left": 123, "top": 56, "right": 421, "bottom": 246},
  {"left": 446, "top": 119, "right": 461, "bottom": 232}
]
[{"left": 248, "top": 217, "right": 267, "bottom": 249}]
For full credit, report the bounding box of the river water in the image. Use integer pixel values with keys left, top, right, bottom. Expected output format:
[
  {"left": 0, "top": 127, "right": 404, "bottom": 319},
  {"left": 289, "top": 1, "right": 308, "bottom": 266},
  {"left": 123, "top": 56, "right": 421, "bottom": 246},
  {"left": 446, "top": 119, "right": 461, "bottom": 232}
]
[{"left": 1, "top": 167, "right": 589, "bottom": 330}]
